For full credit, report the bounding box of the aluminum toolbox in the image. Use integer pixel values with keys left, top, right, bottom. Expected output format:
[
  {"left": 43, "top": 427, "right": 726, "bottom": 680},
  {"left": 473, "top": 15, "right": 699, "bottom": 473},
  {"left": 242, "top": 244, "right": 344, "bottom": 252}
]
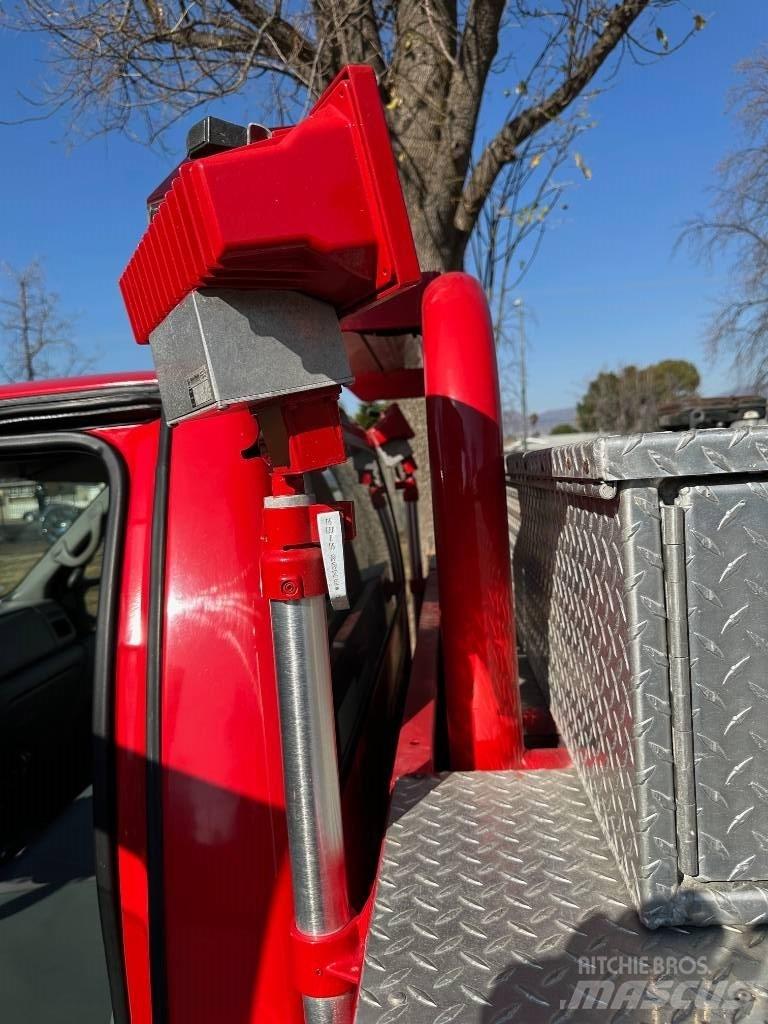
[{"left": 507, "top": 427, "right": 768, "bottom": 927}]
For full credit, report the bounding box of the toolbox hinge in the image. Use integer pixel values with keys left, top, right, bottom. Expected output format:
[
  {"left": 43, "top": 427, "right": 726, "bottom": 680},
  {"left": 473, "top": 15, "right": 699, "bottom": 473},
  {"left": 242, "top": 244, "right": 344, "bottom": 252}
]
[{"left": 661, "top": 499, "right": 699, "bottom": 877}]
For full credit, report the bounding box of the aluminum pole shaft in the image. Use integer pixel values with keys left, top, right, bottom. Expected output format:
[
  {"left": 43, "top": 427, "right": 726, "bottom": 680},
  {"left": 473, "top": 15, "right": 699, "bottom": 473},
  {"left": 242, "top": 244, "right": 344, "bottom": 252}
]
[{"left": 270, "top": 595, "right": 353, "bottom": 1024}]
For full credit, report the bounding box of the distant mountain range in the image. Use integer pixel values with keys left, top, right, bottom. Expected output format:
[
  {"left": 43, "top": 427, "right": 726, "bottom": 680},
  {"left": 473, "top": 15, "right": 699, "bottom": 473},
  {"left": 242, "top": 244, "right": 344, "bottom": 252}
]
[{"left": 503, "top": 406, "right": 577, "bottom": 437}]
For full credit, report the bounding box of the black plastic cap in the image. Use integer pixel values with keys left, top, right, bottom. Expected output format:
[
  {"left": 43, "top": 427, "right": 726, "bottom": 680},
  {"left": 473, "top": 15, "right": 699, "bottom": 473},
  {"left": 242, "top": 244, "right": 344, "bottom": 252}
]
[{"left": 186, "top": 116, "right": 248, "bottom": 159}]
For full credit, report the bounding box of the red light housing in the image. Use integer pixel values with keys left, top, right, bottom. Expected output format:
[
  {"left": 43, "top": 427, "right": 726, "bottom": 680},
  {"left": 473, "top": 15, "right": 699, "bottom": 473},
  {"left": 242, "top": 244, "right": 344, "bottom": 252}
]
[
  {"left": 120, "top": 65, "right": 420, "bottom": 343},
  {"left": 366, "top": 403, "right": 415, "bottom": 447}
]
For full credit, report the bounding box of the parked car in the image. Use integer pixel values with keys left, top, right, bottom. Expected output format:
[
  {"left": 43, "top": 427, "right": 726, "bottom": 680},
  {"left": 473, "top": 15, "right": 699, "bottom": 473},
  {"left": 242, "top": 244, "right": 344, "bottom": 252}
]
[{"left": 39, "top": 502, "right": 81, "bottom": 543}]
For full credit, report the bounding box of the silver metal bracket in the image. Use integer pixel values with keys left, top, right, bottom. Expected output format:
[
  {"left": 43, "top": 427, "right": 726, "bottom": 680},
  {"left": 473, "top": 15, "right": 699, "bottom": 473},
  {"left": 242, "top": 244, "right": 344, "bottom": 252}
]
[{"left": 149, "top": 289, "right": 352, "bottom": 425}]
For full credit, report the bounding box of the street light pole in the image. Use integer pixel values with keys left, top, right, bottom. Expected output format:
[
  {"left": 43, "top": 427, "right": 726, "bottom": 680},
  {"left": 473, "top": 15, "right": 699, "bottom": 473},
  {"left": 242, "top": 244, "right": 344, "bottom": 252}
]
[{"left": 514, "top": 298, "right": 528, "bottom": 453}]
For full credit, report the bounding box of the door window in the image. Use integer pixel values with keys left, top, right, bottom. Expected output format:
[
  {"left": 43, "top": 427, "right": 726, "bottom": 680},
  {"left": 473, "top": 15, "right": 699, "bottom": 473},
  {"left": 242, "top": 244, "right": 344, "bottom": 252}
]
[{"left": 0, "top": 450, "right": 113, "bottom": 1024}]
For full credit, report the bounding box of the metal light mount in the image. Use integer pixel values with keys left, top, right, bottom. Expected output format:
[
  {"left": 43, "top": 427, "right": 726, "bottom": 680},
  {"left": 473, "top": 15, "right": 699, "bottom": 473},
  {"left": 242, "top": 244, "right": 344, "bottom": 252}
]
[
  {"left": 148, "top": 288, "right": 351, "bottom": 426},
  {"left": 119, "top": 63, "right": 420, "bottom": 1024},
  {"left": 367, "top": 402, "right": 417, "bottom": 471},
  {"left": 341, "top": 271, "right": 438, "bottom": 402}
]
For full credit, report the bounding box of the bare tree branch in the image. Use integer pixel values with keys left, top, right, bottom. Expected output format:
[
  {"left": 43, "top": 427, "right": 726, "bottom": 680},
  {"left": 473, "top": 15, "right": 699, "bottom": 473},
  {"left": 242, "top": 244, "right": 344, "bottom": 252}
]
[
  {"left": 0, "top": 262, "right": 94, "bottom": 382},
  {"left": 3, "top": 0, "right": 697, "bottom": 553},
  {"left": 434, "top": 0, "right": 507, "bottom": 264},
  {"left": 311, "top": 0, "right": 386, "bottom": 81},
  {"left": 455, "top": 0, "right": 651, "bottom": 237},
  {"left": 223, "top": 0, "right": 317, "bottom": 72},
  {"left": 682, "top": 45, "right": 768, "bottom": 390}
]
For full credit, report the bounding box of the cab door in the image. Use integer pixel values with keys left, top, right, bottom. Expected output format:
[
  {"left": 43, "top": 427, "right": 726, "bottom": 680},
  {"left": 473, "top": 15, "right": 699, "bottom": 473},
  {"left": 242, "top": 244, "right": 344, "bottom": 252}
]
[{"left": 0, "top": 433, "right": 123, "bottom": 1024}]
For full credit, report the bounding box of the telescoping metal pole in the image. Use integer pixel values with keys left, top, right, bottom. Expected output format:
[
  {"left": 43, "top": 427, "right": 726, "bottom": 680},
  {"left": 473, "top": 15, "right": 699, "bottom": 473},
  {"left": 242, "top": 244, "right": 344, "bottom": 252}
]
[
  {"left": 266, "top": 492, "right": 354, "bottom": 1024},
  {"left": 259, "top": 391, "right": 358, "bottom": 1022}
]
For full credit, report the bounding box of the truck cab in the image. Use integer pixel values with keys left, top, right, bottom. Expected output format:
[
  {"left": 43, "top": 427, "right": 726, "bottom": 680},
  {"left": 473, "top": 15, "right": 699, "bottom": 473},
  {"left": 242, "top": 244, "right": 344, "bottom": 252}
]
[{"left": 0, "top": 372, "right": 409, "bottom": 1023}]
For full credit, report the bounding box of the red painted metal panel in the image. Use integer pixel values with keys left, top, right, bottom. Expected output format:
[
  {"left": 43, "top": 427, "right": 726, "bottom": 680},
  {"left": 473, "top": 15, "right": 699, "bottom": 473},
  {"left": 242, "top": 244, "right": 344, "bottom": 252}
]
[
  {"left": 366, "top": 403, "right": 414, "bottom": 447},
  {"left": 157, "top": 411, "right": 413, "bottom": 1019},
  {"left": 391, "top": 570, "right": 440, "bottom": 782},
  {"left": 348, "top": 368, "right": 425, "bottom": 402},
  {"left": 159, "top": 410, "right": 300, "bottom": 1024},
  {"left": 422, "top": 273, "right": 524, "bottom": 770},
  {"left": 0, "top": 371, "right": 157, "bottom": 403},
  {"left": 91, "top": 420, "right": 161, "bottom": 1024},
  {"left": 82, "top": 403, "right": 413, "bottom": 1022},
  {"left": 339, "top": 273, "right": 437, "bottom": 335}
]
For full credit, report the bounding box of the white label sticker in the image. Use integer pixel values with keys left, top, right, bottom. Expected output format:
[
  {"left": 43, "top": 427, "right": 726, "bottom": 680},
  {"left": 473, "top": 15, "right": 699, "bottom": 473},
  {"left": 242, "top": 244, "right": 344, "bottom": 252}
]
[
  {"left": 186, "top": 365, "right": 214, "bottom": 410},
  {"left": 317, "top": 510, "right": 349, "bottom": 611}
]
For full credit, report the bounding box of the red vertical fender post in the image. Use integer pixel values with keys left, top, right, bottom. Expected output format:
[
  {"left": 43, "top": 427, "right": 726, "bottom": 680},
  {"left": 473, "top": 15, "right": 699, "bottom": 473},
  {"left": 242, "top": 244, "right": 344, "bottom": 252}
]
[{"left": 422, "top": 272, "right": 524, "bottom": 770}]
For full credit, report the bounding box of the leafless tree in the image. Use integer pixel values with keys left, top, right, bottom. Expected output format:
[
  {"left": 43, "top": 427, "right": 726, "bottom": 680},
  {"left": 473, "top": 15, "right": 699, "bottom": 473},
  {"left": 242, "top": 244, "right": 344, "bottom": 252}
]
[
  {"left": 0, "top": 262, "right": 89, "bottom": 382},
  {"left": 10, "top": 1, "right": 700, "bottom": 272},
  {"left": 471, "top": 129, "right": 574, "bottom": 440},
  {"left": 7, "top": 0, "right": 702, "bottom": 544},
  {"left": 682, "top": 46, "right": 768, "bottom": 391}
]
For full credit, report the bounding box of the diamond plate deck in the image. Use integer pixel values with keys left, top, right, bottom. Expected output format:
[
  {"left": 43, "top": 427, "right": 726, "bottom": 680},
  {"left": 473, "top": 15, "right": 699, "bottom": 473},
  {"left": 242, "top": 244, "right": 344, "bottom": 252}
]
[{"left": 356, "top": 771, "right": 768, "bottom": 1024}]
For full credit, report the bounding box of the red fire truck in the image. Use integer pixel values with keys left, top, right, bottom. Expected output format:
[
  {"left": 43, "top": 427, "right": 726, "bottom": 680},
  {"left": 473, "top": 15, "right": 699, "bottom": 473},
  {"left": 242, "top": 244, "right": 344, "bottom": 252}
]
[{"left": 0, "top": 63, "right": 765, "bottom": 1024}]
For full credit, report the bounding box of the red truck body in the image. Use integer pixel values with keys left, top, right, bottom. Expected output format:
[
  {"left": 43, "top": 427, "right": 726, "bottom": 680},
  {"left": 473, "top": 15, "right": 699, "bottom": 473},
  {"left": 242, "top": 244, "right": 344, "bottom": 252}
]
[
  {"left": 0, "top": 372, "right": 410, "bottom": 1023},
  {"left": 8, "top": 58, "right": 758, "bottom": 1024}
]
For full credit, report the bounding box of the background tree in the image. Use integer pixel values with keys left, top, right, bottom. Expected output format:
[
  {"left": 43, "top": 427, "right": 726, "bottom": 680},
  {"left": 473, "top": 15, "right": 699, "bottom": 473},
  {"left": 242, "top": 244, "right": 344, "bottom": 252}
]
[
  {"left": 0, "top": 261, "right": 89, "bottom": 382},
  {"left": 577, "top": 358, "right": 700, "bottom": 433},
  {"left": 550, "top": 422, "right": 576, "bottom": 434},
  {"left": 8, "top": 0, "right": 703, "bottom": 547},
  {"left": 353, "top": 400, "right": 386, "bottom": 430},
  {"left": 683, "top": 45, "right": 768, "bottom": 391}
]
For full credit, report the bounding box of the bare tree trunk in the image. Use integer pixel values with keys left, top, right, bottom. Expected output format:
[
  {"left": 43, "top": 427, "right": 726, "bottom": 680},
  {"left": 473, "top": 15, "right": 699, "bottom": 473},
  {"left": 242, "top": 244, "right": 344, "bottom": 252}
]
[
  {"left": 397, "top": 210, "right": 454, "bottom": 558},
  {"left": 19, "top": 279, "right": 35, "bottom": 382}
]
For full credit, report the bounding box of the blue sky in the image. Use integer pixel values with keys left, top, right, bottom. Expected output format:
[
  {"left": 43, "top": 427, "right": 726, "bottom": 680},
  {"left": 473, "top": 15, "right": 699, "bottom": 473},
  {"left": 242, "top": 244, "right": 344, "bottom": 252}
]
[
  {"left": 0, "top": 3, "right": 765, "bottom": 413},
  {"left": 509, "top": 2, "right": 768, "bottom": 414}
]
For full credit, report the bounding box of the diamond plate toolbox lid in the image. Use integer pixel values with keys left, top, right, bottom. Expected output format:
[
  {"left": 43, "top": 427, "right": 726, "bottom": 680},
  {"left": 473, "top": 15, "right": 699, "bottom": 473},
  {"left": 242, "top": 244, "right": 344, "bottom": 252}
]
[
  {"left": 506, "top": 424, "right": 768, "bottom": 481},
  {"left": 507, "top": 425, "right": 768, "bottom": 926}
]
